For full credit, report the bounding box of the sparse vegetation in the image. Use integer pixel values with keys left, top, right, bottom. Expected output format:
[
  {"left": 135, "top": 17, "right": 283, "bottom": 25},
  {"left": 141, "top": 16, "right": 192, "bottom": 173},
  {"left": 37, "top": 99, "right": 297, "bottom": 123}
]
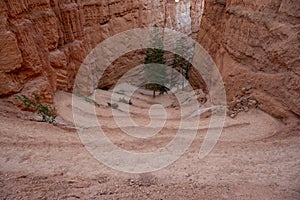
[
  {"left": 15, "top": 93, "right": 56, "bottom": 123},
  {"left": 83, "top": 96, "right": 100, "bottom": 107},
  {"left": 107, "top": 102, "right": 119, "bottom": 109},
  {"left": 144, "top": 25, "right": 168, "bottom": 98},
  {"left": 170, "top": 104, "right": 177, "bottom": 108},
  {"left": 119, "top": 97, "right": 133, "bottom": 105},
  {"left": 76, "top": 94, "right": 100, "bottom": 107},
  {"left": 172, "top": 37, "right": 193, "bottom": 89},
  {"left": 115, "top": 90, "right": 125, "bottom": 95},
  {"left": 145, "top": 83, "right": 170, "bottom": 97},
  {"left": 100, "top": 86, "right": 110, "bottom": 91}
]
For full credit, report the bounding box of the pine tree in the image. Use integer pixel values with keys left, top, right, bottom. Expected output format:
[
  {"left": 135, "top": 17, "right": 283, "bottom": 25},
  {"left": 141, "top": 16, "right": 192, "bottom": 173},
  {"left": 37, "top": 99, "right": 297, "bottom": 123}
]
[
  {"left": 172, "top": 37, "right": 192, "bottom": 89},
  {"left": 144, "top": 25, "right": 168, "bottom": 98}
]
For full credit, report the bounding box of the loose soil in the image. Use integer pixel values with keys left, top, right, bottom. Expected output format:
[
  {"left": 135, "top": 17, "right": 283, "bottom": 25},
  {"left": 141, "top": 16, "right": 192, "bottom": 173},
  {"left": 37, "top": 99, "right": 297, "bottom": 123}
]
[{"left": 0, "top": 89, "right": 299, "bottom": 199}]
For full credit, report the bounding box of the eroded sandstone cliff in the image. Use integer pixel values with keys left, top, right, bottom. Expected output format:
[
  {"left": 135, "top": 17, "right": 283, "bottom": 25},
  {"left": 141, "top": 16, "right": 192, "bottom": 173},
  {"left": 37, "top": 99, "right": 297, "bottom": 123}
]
[
  {"left": 199, "top": 0, "right": 300, "bottom": 122},
  {"left": 0, "top": 0, "right": 204, "bottom": 103},
  {"left": 0, "top": 0, "right": 299, "bottom": 122}
]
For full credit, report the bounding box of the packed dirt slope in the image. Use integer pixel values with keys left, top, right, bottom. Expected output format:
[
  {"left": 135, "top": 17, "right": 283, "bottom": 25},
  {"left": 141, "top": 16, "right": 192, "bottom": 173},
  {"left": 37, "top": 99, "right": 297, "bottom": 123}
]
[
  {"left": 0, "top": 89, "right": 299, "bottom": 199},
  {"left": 0, "top": 1, "right": 299, "bottom": 199},
  {"left": 198, "top": 0, "right": 300, "bottom": 122}
]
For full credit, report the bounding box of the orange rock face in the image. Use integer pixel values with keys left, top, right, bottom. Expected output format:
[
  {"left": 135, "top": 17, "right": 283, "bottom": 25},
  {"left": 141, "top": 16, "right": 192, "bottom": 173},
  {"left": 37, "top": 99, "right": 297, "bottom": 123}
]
[
  {"left": 1, "top": 0, "right": 298, "bottom": 122},
  {"left": 198, "top": 0, "right": 300, "bottom": 122},
  {"left": 0, "top": 0, "right": 204, "bottom": 103}
]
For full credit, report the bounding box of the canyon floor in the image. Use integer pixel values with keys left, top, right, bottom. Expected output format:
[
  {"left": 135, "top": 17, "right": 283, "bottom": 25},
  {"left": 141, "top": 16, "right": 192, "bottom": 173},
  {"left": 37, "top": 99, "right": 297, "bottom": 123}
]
[{"left": 0, "top": 88, "right": 299, "bottom": 200}]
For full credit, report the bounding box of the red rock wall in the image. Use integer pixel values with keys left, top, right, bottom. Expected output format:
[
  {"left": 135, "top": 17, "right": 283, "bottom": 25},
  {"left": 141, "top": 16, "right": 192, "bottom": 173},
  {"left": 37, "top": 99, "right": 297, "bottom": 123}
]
[
  {"left": 199, "top": 0, "right": 300, "bottom": 121},
  {"left": 3, "top": 0, "right": 298, "bottom": 122},
  {"left": 0, "top": 0, "right": 204, "bottom": 103}
]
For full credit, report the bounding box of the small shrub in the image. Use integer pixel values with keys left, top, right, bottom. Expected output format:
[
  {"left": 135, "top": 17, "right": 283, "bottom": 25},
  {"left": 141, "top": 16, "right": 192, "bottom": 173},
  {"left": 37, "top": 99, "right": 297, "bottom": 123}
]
[
  {"left": 15, "top": 93, "right": 56, "bottom": 123},
  {"left": 170, "top": 104, "right": 176, "bottom": 108},
  {"left": 75, "top": 94, "right": 100, "bottom": 107},
  {"left": 115, "top": 90, "right": 125, "bottom": 95},
  {"left": 107, "top": 102, "right": 119, "bottom": 109},
  {"left": 119, "top": 97, "right": 133, "bottom": 105},
  {"left": 100, "top": 86, "right": 110, "bottom": 91},
  {"left": 84, "top": 97, "right": 100, "bottom": 107}
]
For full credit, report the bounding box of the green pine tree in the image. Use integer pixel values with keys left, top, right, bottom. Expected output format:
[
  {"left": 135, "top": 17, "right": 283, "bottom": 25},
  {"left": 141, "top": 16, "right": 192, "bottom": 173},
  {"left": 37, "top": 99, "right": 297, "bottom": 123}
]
[
  {"left": 144, "top": 25, "right": 168, "bottom": 98},
  {"left": 172, "top": 37, "right": 192, "bottom": 89}
]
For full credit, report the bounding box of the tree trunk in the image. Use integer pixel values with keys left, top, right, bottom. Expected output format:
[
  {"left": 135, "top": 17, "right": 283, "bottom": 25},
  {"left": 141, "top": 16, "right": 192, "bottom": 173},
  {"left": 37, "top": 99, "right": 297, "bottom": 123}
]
[{"left": 153, "top": 90, "right": 156, "bottom": 98}]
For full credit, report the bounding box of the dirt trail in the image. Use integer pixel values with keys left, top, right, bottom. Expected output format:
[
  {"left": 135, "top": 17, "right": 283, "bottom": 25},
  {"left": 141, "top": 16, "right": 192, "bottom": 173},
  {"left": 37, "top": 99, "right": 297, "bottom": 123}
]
[{"left": 0, "top": 90, "right": 299, "bottom": 199}]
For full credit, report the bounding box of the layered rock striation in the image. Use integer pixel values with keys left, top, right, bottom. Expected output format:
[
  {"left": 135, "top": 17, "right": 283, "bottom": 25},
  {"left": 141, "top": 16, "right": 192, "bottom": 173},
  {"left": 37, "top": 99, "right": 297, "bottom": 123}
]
[
  {"left": 1, "top": 0, "right": 299, "bottom": 122},
  {"left": 0, "top": 0, "right": 204, "bottom": 102},
  {"left": 199, "top": 0, "right": 300, "bottom": 122}
]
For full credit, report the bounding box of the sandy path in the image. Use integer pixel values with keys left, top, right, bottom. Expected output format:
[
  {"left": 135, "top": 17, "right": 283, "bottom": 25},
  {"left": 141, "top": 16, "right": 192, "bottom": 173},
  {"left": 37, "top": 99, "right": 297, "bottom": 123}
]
[{"left": 0, "top": 90, "right": 299, "bottom": 199}]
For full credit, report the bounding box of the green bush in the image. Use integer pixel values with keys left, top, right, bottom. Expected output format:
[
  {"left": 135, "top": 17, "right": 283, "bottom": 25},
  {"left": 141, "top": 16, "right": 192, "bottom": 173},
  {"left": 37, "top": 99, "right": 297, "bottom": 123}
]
[
  {"left": 100, "top": 86, "right": 110, "bottom": 91},
  {"left": 119, "top": 97, "right": 132, "bottom": 105},
  {"left": 115, "top": 90, "right": 125, "bottom": 95},
  {"left": 75, "top": 94, "right": 100, "bottom": 107},
  {"left": 107, "top": 102, "right": 119, "bottom": 109},
  {"left": 15, "top": 93, "right": 56, "bottom": 123}
]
